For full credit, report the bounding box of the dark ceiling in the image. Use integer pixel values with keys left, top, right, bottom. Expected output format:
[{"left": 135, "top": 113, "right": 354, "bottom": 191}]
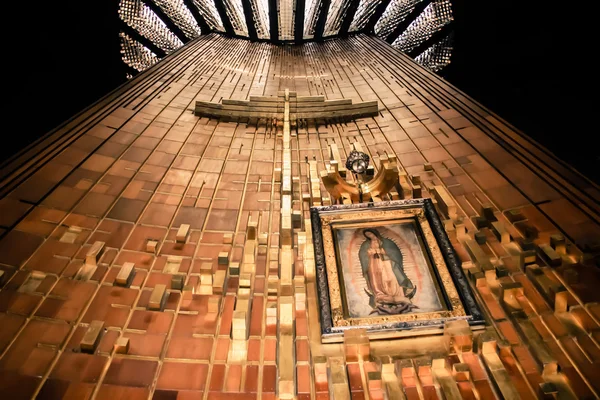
[{"left": 4, "top": 0, "right": 596, "bottom": 183}]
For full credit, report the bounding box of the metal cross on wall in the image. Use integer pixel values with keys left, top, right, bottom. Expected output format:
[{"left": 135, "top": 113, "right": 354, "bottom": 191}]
[{"left": 195, "top": 91, "right": 402, "bottom": 204}]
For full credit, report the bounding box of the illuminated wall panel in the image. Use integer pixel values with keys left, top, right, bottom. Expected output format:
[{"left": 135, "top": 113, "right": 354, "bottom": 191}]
[
  {"left": 391, "top": 0, "right": 452, "bottom": 53},
  {"left": 192, "top": 0, "right": 225, "bottom": 31},
  {"left": 119, "top": 0, "right": 183, "bottom": 52},
  {"left": 154, "top": 0, "right": 202, "bottom": 39},
  {"left": 414, "top": 31, "right": 453, "bottom": 71},
  {"left": 120, "top": 32, "right": 161, "bottom": 72}
]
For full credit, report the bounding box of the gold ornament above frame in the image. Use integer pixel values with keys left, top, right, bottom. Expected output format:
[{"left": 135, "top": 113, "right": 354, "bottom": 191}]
[{"left": 311, "top": 198, "right": 485, "bottom": 342}]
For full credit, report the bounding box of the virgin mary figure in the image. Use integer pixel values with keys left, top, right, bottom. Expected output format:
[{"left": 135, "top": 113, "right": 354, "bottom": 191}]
[{"left": 358, "top": 228, "right": 418, "bottom": 315}]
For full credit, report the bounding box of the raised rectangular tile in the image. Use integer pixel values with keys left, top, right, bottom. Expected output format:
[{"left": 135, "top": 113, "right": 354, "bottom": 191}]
[
  {"left": 213, "top": 270, "right": 226, "bottom": 294},
  {"left": 491, "top": 221, "right": 511, "bottom": 244},
  {"left": 239, "top": 273, "right": 251, "bottom": 288},
  {"left": 208, "top": 297, "right": 220, "bottom": 313},
  {"left": 432, "top": 358, "right": 462, "bottom": 400},
  {"left": 74, "top": 263, "right": 97, "bottom": 281},
  {"left": 539, "top": 244, "right": 561, "bottom": 267},
  {"left": 81, "top": 320, "right": 104, "bottom": 353},
  {"left": 232, "top": 310, "right": 247, "bottom": 340},
  {"left": 18, "top": 271, "right": 46, "bottom": 293},
  {"left": 115, "top": 262, "right": 135, "bottom": 286},
  {"left": 176, "top": 224, "right": 190, "bottom": 243},
  {"left": 114, "top": 337, "right": 130, "bottom": 354},
  {"left": 218, "top": 251, "right": 229, "bottom": 265},
  {"left": 550, "top": 234, "right": 566, "bottom": 255},
  {"left": 86, "top": 241, "right": 105, "bottom": 266},
  {"left": 146, "top": 239, "right": 158, "bottom": 254},
  {"left": 229, "top": 262, "right": 240, "bottom": 276},
  {"left": 171, "top": 275, "right": 184, "bottom": 290},
  {"left": 149, "top": 284, "right": 167, "bottom": 311},
  {"left": 164, "top": 256, "right": 182, "bottom": 274},
  {"left": 433, "top": 185, "right": 457, "bottom": 220}
]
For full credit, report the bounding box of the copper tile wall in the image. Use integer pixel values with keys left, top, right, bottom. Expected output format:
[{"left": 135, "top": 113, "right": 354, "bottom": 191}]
[{"left": 0, "top": 33, "right": 599, "bottom": 399}]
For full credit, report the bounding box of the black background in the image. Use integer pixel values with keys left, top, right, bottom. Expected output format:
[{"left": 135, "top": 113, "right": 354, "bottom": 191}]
[{"left": 4, "top": 1, "right": 596, "bottom": 183}]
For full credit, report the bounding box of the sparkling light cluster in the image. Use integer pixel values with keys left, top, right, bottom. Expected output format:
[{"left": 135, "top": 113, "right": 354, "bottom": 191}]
[
  {"left": 303, "top": 0, "right": 322, "bottom": 39},
  {"left": 323, "top": 0, "right": 348, "bottom": 37},
  {"left": 414, "top": 31, "right": 452, "bottom": 71},
  {"left": 154, "top": 0, "right": 202, "bottom": 39},
  {"left": 120, "top": 32, "right": 160, "bottom": 72},
  {"left": 119, "top": 0, "right": 183, "bottom": 53},
  {"left": 392, "top": 0, "right": 452, "bottom": 53},
  {"left": 222, "top": 0, "right": 248, "bottom": 35},
  {"left": 119, "top": 0, "right": 454, "bottom": 75},
  {"left": 191, "top": 0, "right": 225, "bottom": 31},
  {"left": 250, "top": 0, "right": 271, "bottom": 39},
  {"left": 279, "top": 0, "right": 296, "bottom": 40},
  {"left": 349, "top": 0, "right": 384, "bottom": 32},
  {"left": 374, "top": 0, "right": 421, "bottom": 39}
]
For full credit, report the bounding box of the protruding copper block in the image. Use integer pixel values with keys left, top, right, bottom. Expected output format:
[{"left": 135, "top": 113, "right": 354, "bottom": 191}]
[
  {"left": 258, "top": 233, "right": 268, "bottom": 245},
  {"left": 237, "top": 287, "right": 251, "bottom": 300},
  {"left": 229, "top": 262, "right": 240, "bottom": 276},
  {"left": 176, "top": 224, "right": 190, "bottom": 243},
  {"left": 343, "top": 328, "right": 370, "bottom": 361},
  {"left": 232, "top": 310, "right": 247, "bottom": 340},
  {"left": 480, "top": 203, "right": 496, "bottom": 221},
  {"left": 540, "top": 244, "right": 561, "bottom": 267},
  {"left": 499, "top": 281, "right": 524, "bottom": 311},
  {"left": 292, "top": 210, "right": 302, "bottom": 229},
  {"left": 491, "top": 221, "right": 511, "bottom": 244},
  {"left": 367, "top": 371, "right": 383, "bottom": 391},
  {"left": 247, "top": 219, "right": 258, "bottom": 240},
  {"left": 433, "top": 185, "right": 457, "bottom": 220},
  {"left": 200, "top": 262, "right": 212, "bottom": 275},
  {"left": 433, "top": 358, "right": 462, "bottom": 400},
  {"left": 60, "top": 226, "right": 82, "bottom": 243},
  {"left": 74, "top": 263, "right": 97, "bottom": 281},
  {"left": 164, "top": 256, "right": 182, "bottom": 274},
  {"left": 452, "top": 363, "right": 470, "bottom": 381},
  {"left": 218, "top": 251, "right": 229, "bottom": 265},
  {"left": 146, "top": 239, "right": 158, "bottom": 253},
  {"left": 18, "top": 270, "right": 46, "bottom": 292},
  {"left": 223, "top": 233, "right": 233, "bottom": 244},
  {"left": 228, "top": 339, "right": 247, "bottom": 363},
  {"left": 171, "top": 275, "right": 184, "bottom": 290},
  {"left": 506, "top": 209, "right": 526, "bottom": 223},
  {"left": 550, "top": 234, "right": 566, "bottom": 255},
  {"left": 115, "top": 262, "right": 135, "bottom": 286},
  {"left": 114, "top": 337, "right": 130, "bottom": 354},
  {"left": 81, "top": 320, "right": 104, "bottom": 353},
  {"left": 526, "top": 264, "right": 566, "bottom": 305},
  {"left": 554, "top": 290, "right": 576, "bottom": 313},
  {"left": 444, "top": 320, "right": 473, "bottom": 354},
  {"left": 239, "top": 273, "right": 251, "bottom": 288},
  {"left": 267, "top": 275, "right": 279, "bottom": 295},
  {"left": 86, "top": 241, "right": 105, "bottom": 266},
  {"left": 463, "top": 239, "right": 494, "bottom": 271},
  {"left": 412, "top": 185, "right": 422, "bottom": 198},
  {"left": 208, "top": 296, "right": 220, "bottom": 313},
  {"left": 149, "top": 284, "right": 167, "bottom": 311},
  {"left": 213, "top": 270, "right": 226, "bottom": 294}
]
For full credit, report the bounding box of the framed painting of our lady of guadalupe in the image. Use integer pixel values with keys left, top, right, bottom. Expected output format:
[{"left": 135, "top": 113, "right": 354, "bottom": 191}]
[{"left": 311, "top": 198, "right": 484, "bottom": 342}]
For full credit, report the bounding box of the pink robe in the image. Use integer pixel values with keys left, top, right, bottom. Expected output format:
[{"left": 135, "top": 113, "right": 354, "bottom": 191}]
[{"left": 366, "top": 246, "right": 407, "bottom": 304}]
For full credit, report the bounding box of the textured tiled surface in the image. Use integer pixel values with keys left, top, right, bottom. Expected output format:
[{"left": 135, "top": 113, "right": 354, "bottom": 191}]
[{"left": 0, "top": 33, "right": 599, "bottom": 399}]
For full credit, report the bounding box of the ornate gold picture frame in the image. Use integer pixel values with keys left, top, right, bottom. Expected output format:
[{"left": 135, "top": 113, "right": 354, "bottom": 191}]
[{"left": 311, "top": 199, "right": 484, "bottom": 342}]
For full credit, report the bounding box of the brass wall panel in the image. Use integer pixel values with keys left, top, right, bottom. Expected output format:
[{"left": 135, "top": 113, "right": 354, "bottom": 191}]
[{"left": 0, "top": 33, "right": 599, "bottom": 399}]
